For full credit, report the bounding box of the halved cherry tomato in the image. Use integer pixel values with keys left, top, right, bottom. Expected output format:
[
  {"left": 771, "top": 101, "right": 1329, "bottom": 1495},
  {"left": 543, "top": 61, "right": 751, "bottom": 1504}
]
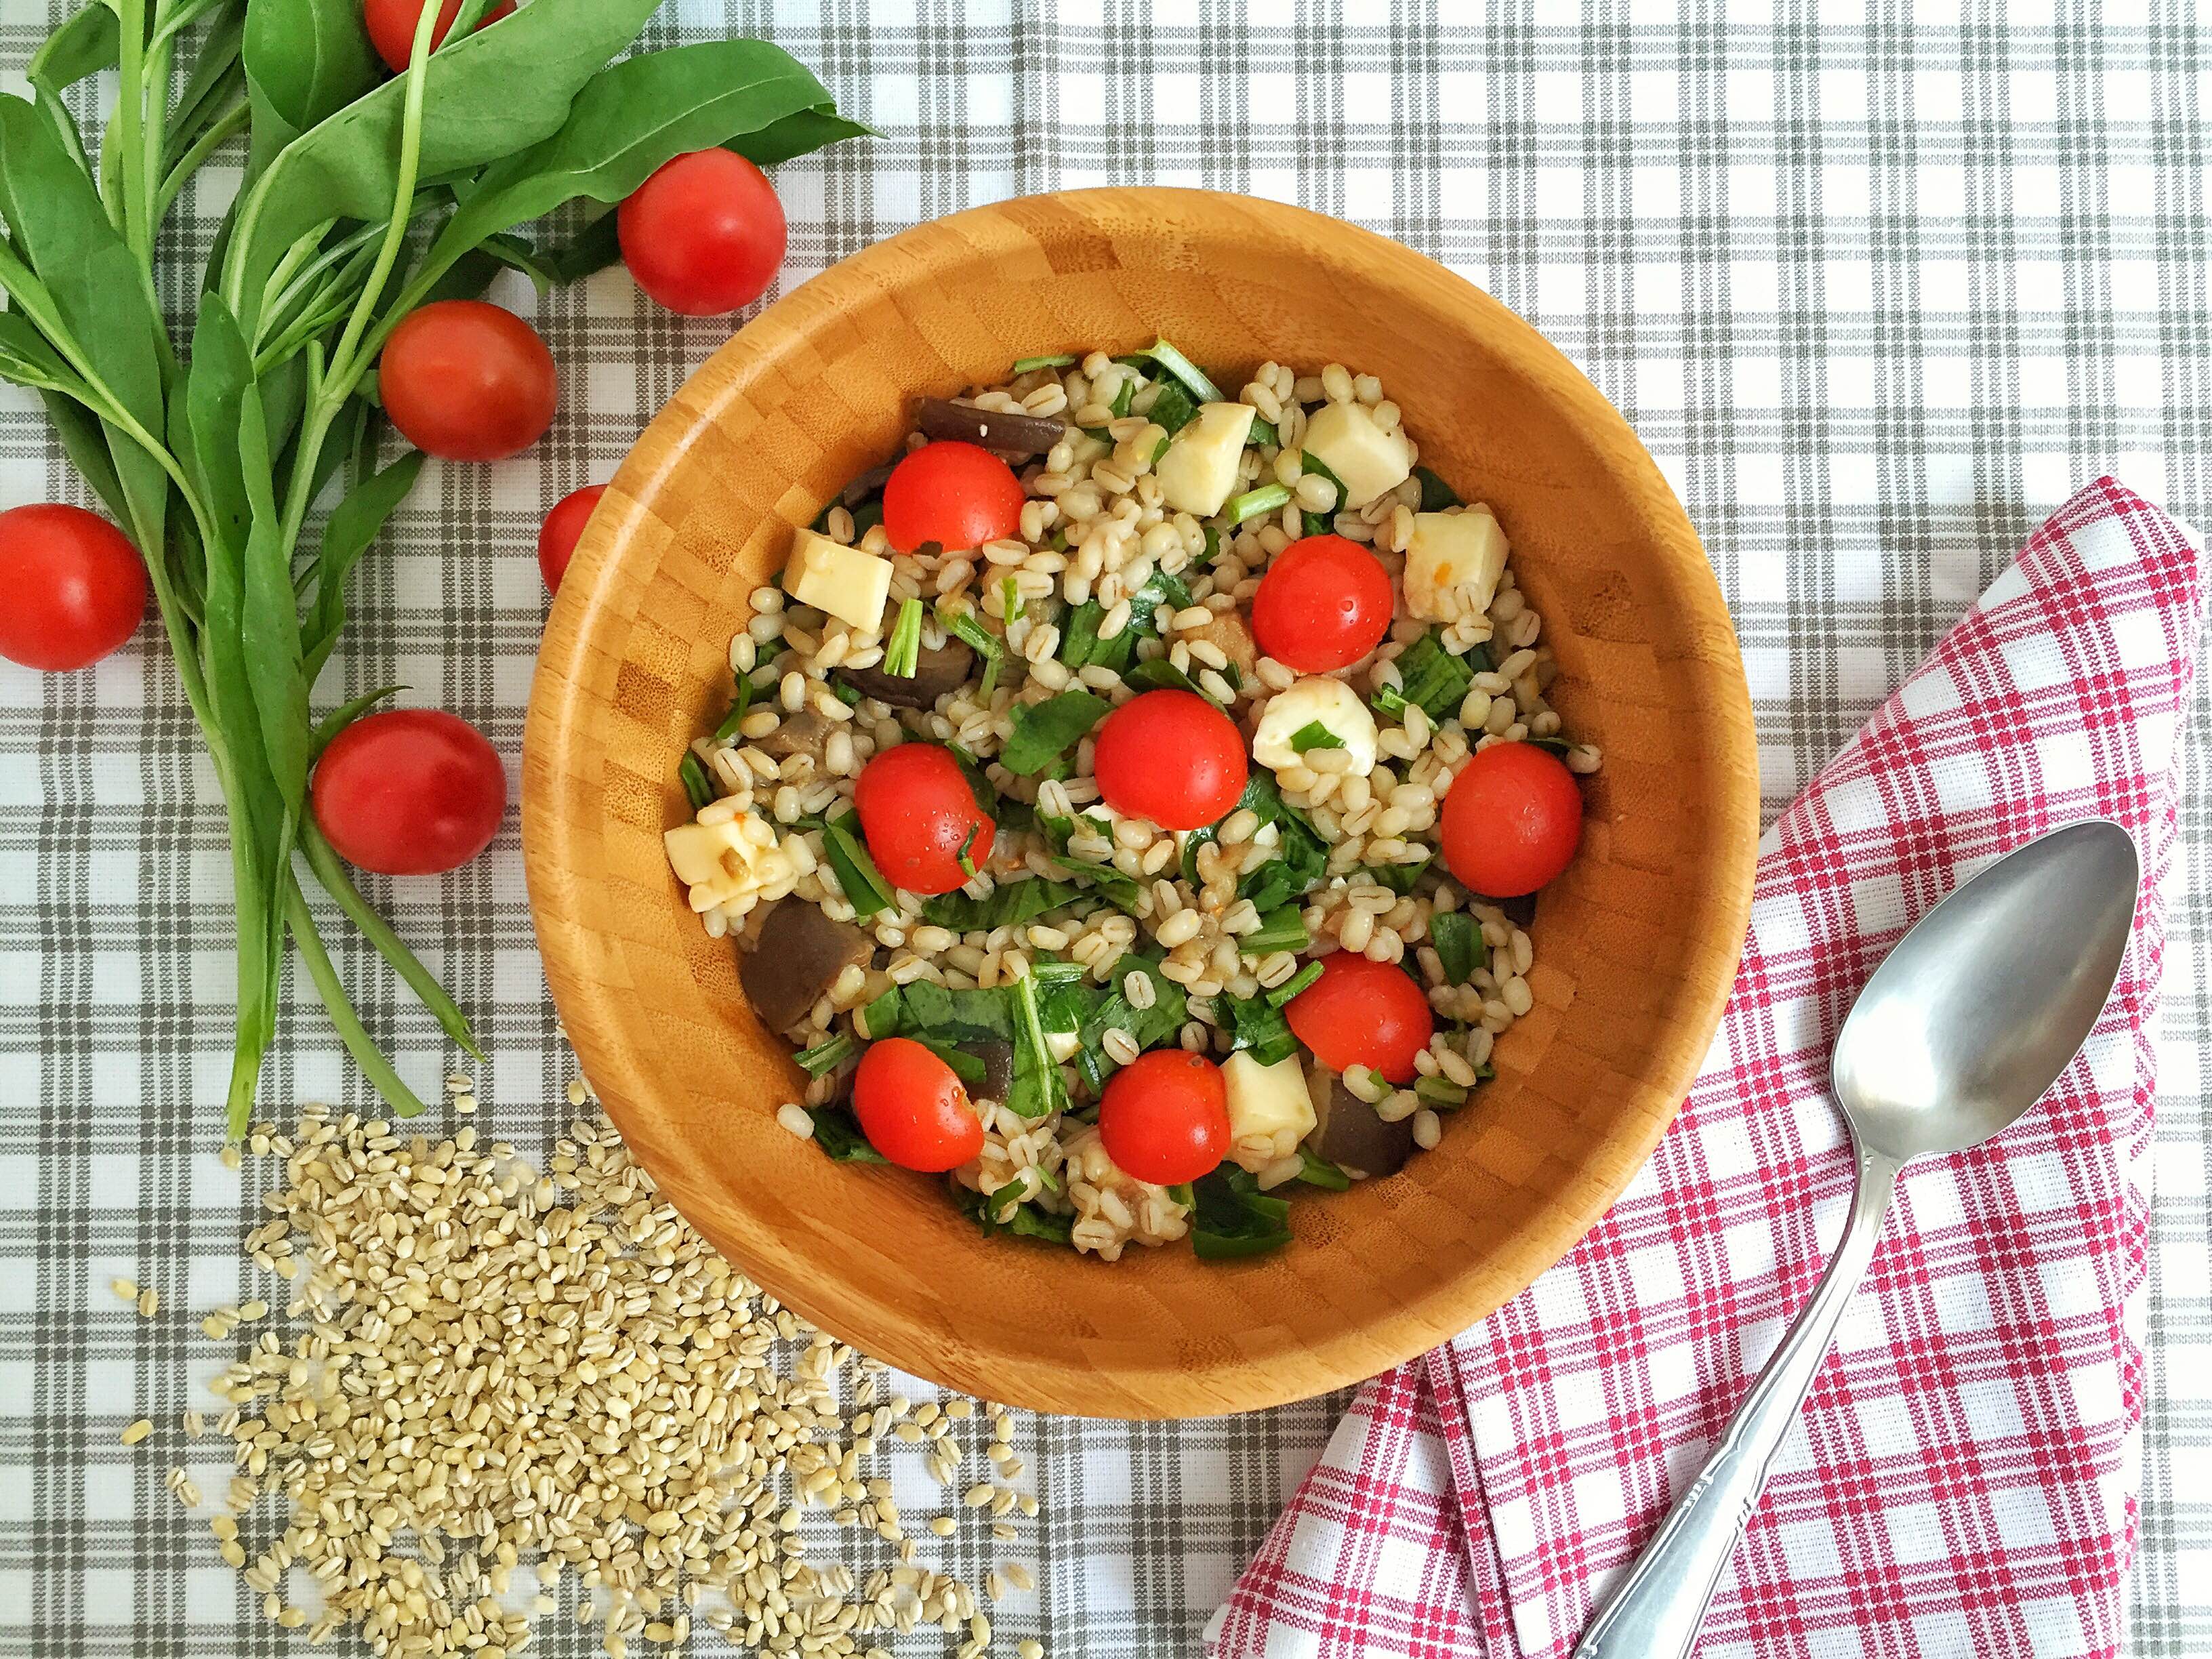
[
  {"left": 1099, "top": 1050, "right": 1231, "bottom": 1185},
  {"left": 880, "top": 441, "right": 1024, "bottom": 554},
  {"left": 1090, "top": 689, "right": 1248, "bottom": 832},
  {"left": 363, "top": 0, "right": 513, "bottom": 75},
  {"left": 311, "top": 709, "right": 506, "bottom": 876},
  {"left": 1286, "top": 953, "right": 1434, "bottom": 1084},
  {"left": 0, "top": 504, "right": 146, "bottom": 672},
  {"left": 537, "top": 484, "right": 605, "bottom": 594},
  {"left": 1250, "top": 534, "right": 1394, "bottom": 673},
  {"left": 852, "top": 1038, "right": 984, "bottom": 1172},
  {"left": 617, "top": 150, "right": 787, "bottom": 316},
  {"left": 1439, "top": 740, "right": 1584, "bottom": 897},
  {"left": 853, "top": 743, "right": 995, "bottom": 897},
  {"left": 378, "top": 300, "right": 556, "bottom": 462}
]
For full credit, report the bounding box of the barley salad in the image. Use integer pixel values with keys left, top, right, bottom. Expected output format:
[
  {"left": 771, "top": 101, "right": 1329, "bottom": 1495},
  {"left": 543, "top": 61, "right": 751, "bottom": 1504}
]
[{"left": 664, "top": 344, "right": 1599, "bottom": 1263}]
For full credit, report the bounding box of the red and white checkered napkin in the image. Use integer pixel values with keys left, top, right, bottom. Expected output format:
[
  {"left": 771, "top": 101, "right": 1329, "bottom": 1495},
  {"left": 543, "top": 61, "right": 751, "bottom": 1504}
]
[{"left": 1208, "top": 478, "right": 2205, "bottom": 1659}]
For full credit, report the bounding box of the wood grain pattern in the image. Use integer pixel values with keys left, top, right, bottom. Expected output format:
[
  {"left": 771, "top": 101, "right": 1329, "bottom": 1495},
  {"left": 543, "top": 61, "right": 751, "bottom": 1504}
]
[{"left": 521, "top": 189, "right": 1759, "bottom": 1418}]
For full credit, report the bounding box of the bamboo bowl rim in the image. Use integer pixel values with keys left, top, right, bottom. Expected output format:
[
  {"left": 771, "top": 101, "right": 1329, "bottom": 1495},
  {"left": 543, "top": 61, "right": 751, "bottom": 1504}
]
[{"left": 523, "top": 188, "right": 1758, "bottom": 1418}]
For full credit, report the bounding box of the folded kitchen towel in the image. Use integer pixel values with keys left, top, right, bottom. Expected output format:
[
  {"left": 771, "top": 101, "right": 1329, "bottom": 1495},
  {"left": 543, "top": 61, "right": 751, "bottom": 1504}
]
[{"left": 1208, "top": 477, "right": 2205, "bottom": 1659}]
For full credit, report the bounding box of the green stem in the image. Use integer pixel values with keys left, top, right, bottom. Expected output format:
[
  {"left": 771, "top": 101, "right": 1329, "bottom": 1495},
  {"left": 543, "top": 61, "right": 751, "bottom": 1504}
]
[
  {"left": 283, "top": 878, "right": 430, "bottom": 1120},
  {"left": 112, "top": 0, "right": 152, "bottom": 264},
  {"left": 300, "top": 823, "right": 485, "bottom": 1060},
  {"left": 207, "top": 739, "right": 275, "bottom": 1141},
  {"left": 156, "top": 98, "right": 245, "bottom": 220}
]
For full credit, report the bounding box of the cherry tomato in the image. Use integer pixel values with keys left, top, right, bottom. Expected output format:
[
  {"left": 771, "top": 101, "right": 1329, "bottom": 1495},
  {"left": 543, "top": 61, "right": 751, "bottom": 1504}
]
[
  {"left": 0, "top": 504, "right": 146, "bottom": 672},
  {"left": 1090, "top": 690, "right": 1248, "bottom": 832},
  {"left": 537, "top": 484, "right": 605, "bottom": 594},
  {"left": 852, "top": 743, "right": 996, "bottom": 897},
  {"left": 880, "top": 442, "right": 1025, "bottom": 554},
  {"left": 617, "top": 150, "right": 787, "bottom": 316},
  {"left": 1099, "top": 1050, "right": 1231, "bottom": 1185},
  {"left": 363, "top": 0, "right": 514, "bottom": 75},
  {"left": 311, "top": 710, "right": 506, "bottom": 876},
  {"left": 1439, "top": 740, "right": 1584, "bottom": 897},
  {"left": 1286, "top": 953, "right": 1435, "bottom": 1084},
  {"left": 378, "top": 300, "right": 556, "bottom": 462},
  {"left": 851, "top": 1037, "right": 984, "bottom": 1172},
  {"left": 1250, "top": 534, "right": 1395, "bottom": 673}
]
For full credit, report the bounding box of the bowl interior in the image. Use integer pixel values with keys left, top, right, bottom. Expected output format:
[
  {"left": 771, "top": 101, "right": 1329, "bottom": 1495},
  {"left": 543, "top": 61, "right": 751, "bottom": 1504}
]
[{"left": 522, "top": 188, "right": 1757, "bottom": 1418}]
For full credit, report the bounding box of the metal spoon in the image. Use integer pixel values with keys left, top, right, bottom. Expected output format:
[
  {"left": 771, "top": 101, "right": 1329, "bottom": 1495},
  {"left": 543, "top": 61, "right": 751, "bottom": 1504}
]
[{"left": 1574, "top": 819, "right": 2139, "bottom": 1659}]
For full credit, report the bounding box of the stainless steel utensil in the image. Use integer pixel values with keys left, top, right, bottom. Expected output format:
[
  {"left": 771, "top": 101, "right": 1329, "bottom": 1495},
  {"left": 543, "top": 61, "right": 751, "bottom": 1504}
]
[{"left": 1574, "top": 819, "right": 2139, "bottom": 1659}]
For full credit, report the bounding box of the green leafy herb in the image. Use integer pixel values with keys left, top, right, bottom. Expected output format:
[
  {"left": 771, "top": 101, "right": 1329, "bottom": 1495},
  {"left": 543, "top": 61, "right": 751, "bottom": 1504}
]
[
  {"left": 1147, "top": 379, "right": 1197, "bottom": 439},
  {"left": 883, "top": 596, "right": 923, "bottom": 678},
  {"left": 1071, "top": 955, "right": 1187, "bottom": 1092},
  {"left": 1358, "top": 857, "right": 1433, "bottom": 895},
  {"left": 1230, "top": 773, "right": 1331, "bottom": 912},
  {"left": 1242, "top": 905, "right": 1309, "bottom": 957},
  {"left": 956, "top": 1184, "right": 1076, "bottom": 1246},
  {"left": 916, "top": 1038, "right": 987, "bottom": 1087},
  {"left": 943, "top": 609, "right": 1004, "bottom": 697},
  {"left": 861, "top": 979, "right": 1014, "bottom": 1044},
  {"left": 714, "top": 667, "right": 776, "bottom": 741},
  {"left": 1000, "top": 689, "right": 1111, "bottom": 775},
  {"left": 1221, "top": 991, "right": 1300, "bottom": 1065},
  {"left": 921, "top": 876, "right": 1094, "bottom": 933},
  {"left": 794, "top": 1032, "right": 857, "bottom": 1076},
  {"left": 1299, "top": 447, "right": 1350, "bottom": 499},
  {"left": 1012, "top": 353, "right": 1076, "bottom": 372},
  {"left": 806, "top": 1105, "right": 887, "bottom": 1163},
  {"left": 956, "top": 825, "right": 981, "bottom": 880},
  {"left": 1225, "top": 483, "right": 1292, "bottom": 526},
  {"left": 1124, "top": 656, "right": 1210, "bottom": 701},
  {"left": 1130, "top": 337, "right": 1225, "bottom": 404},
  {"left": 1288, "top": 720, "right": 1343, "bottom": 754},
  {"left": 1266, "top": 960, "right": 1324, "bottom": 1006},
  {"left": 1302, "top": 510, "right": 1333, "bottom": 537},
  {"left": 1247, "top": 415, "right": 1278, "bottom": 448},
  {"left": 1413, "top": 465, "right": 1462, "bottom": 511},
  {"left": 1109, "top": 376, "right": 1135, "bottom": 419},
  {"left": 1296, "top": 1150, "right": 1353, "bottom": 1190},
  {"left": 1189, "top": 1167, "right": 1294, "bottom": 1259},
  {"left": 1374, "top": 630, "right": 1475, "bottom": 722},
  {"left": 1006, "top": 970, "right": 1066, "bottom": 1120},
  {"left": 678, "top": 751, "right": 714, "bottom": 810},
  {"left": 1431, "top": 910, "right": 1484, "bottom": 984},
  {"left": 1058, "top": 600, "right": 1130, "bottom": 674},
  {"left": 823, "top": 811, "right": 896, "bottom": 918}
]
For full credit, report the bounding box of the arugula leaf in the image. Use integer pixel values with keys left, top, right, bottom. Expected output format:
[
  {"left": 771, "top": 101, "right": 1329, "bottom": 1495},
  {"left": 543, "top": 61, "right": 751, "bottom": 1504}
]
[
  {"left": 806, "top": 1105, "right": 887, "bottom": 1163},
  {"left": 1431, "top": 910, "right": 1484, "bottom": 984},
  {"left": 954, "top": 1184, "right": 1076, "bottom": 1246},
  {"left": 1288, "top": 720, "right": 1343, "bottom": 753},
  {"left": 1147, "top": 379, "right": 1197, "bottom": 438},
  {"left": 1220, "top": 992, "right": 1300, "bottom": 1065},
  {"left": 823, "top": 811, "right": 896, "bottom": 918},
  {"left": 1005, "top": 971, "right": 1066, "bottom": 1119},
  {"left": 921, "top": 876, "right": 1095, "bottom": 933},
  {"left": 713, "top": 667, "right": 777, "bottom": 741},
  {"left": 1124, "top": 656, "right": 1210, "bottom": 701},
  {"left": 861, "top": 980, "right": 1016, "bottom": 1044},
  {"left": 1374, "top": 630, "right": 1475, "bottom": 722},
  {"left": 678, "top": 751, "right": 714, "bottom": 810},
  {"left": 914, "top": 1037, "right": 987, "bottom": 1086},
  {"left": 1266, "top": 960, "right": 1323, "bottom": 1006},
  {"left": 1058, "top": 599, "right": 1132, "bottom": 674},
  {"left": 1359, "top": 857, "right": 1433, "bottom": 895},
  {"left": 1189, "top": 1167, "right": 1294, "bottom": 1259},
  {"left": 1129, "top": 337, "right": 1225, "bottom": 403},
  {"left": 1231, "top": 773, "right": 1331, "bottom": 912},
  {"left": 1299, "top": 447, "right": 1351, "bottom": 500},
  {"left": 794, "top": 1032, "right": 857, "bottom": 1076},
  {"left": 1242, "top": 905, "right": 1309, "bottom": 956},
  {"left": 1413, "top": 465, "right": 1463, "bottom": 511},
  {"left": 1001, "top": 689, "right": 1110, "bottom": 775},
  {"left": 1296, "top": 1150, "right": 1353, "bottom": 1190},
  {"left": 1072, "top": 955, "right": 1187, "bottom": 1092}
]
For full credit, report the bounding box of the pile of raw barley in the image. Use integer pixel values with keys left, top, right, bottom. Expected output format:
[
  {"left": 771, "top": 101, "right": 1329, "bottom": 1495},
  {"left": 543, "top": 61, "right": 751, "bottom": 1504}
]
[{"left": 152, "top": 1101, "right": 1042, "bottom": 1659}]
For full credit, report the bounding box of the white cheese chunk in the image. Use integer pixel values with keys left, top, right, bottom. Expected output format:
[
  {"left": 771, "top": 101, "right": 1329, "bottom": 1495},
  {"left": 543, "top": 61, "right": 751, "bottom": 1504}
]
[
  {"left": 1223, "top": 1050, "right": 1317, "bottom": 1170},
  {"left": 783, "top": 527, "right": 892, "bottom": 633},
  {"left": 1404, "top": 505, "right": 1509, "bottom": 623},
  {"left": 1252, "top": 676, "right": 1378, "bottom": 777},
  {"left": 1300, "top": 401, "right": 1414, "bottom": 509},
  {"left": 664, "top": 813, "right": 792, "bottom": 916},
  {"left": 1154, "top": 401, "right": 1256, "bottom": 518}
]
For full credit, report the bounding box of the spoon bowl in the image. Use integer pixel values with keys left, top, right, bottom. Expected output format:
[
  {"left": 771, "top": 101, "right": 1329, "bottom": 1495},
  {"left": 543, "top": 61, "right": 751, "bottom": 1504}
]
[{"left": 1831, "top": 820, "right": 2140, "bottom": 1160}]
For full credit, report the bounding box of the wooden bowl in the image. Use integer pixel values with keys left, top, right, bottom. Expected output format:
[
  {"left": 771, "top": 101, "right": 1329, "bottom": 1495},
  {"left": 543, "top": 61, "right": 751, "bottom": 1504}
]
[{"left": 523, "top": 188, "right": 1758, "bottom": 1418}]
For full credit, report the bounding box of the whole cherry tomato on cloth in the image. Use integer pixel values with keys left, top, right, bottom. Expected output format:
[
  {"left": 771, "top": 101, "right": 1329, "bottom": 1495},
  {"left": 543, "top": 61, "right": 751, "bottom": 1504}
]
[
  {"left": 363, "top": 0, "right": 514, "bottom": 75},
  {"left": 852, "top": 1038, "right": 985, "bottom": 1172},
  {"left": 880, "top": 441, "right": 1025, "bottom": 554},
  {"left": 0, "top": 504, "right": 146, "bottom": 672},
  {"left": 1090, "top": 689, "right": 1248, "bottom": 831},
  {"left": 378, "top": 300, "right": 556, "bottom": 462},
  {"left": 1286, "top": 952, "right": 1435, "bottom": 1084},
  {"left": 618, "top": 150, "right": 787, "bottom": 316},
  {"left": 1099, "top": 1050, "right": 1231, "bottom": 1185},
  {"left": 1250, "top": 534, "right": 1394, "bottom": 673},
  {"left": 537, "top": 485, "right": 605, "bottom": 594},
  {"left": 312, "top": 710, "right": 506, "bottom": 876},
  {"left": 853, "top": 742, "right": 996, "bottom": 897},
  {"left": 1439, "top": 739, "right": 1584, "bottom": 897}
]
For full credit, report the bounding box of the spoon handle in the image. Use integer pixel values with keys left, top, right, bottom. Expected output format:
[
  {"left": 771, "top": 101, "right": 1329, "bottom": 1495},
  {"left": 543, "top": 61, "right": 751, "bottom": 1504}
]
[{"left": 1572, "top": 1145, "right": 1902, "bottom": 1659}]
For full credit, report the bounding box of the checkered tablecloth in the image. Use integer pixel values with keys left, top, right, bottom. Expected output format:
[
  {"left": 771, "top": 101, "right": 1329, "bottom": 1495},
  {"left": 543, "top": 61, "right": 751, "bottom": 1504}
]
[{"left": 1, "top": 3, "right": 2205, "bottom": 1656}]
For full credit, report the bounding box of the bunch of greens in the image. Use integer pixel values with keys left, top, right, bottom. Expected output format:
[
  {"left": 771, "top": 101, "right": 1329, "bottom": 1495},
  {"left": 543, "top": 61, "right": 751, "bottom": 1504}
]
[{"left": 1, "top": 0, "right": 862, "bottom": 1135}]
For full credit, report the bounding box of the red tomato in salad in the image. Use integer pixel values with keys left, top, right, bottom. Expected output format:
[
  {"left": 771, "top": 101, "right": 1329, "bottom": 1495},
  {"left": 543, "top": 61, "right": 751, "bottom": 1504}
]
[
  {"left": 312, "top": 710, "right": 506, "bottom": 876},
  {"left": 1286, "top": 953, "right": 1434, "bottom": 1084},
  {"left": 880, "top": 441, "right": 1025, "bottom": 554},
  {"left": 378, "top": 300, "right": 556, "bottom": 462},
  {"left": 853, "top": 743, "right": 996, "bottom": 897},
  {"left": 1090, "top": 690, "right": 1248, "bottom": 832},
  {"left": 617, "top": 150, "right": 787, "bottom": 317},
  {"left": 1439, "top": 740, "right": 1584, "bottom": 897},
  {"left": 0, "top": 504, "right": 146, "bottom": 672},
  {"left": 852, "top": 1037, "right": 984, "bottom": 1172},
  {"left": 537, "top": 484, "right": 605, "bottom": 594},
  {"left": 1250, "top": 534, "right": 1394, "bottom": 673},
  {"left": 1099, "top": 1050, "right": 1231, "bottom": 1185},
  {"left": 363, "top": 0, "right": 513, "bottom": 75}
]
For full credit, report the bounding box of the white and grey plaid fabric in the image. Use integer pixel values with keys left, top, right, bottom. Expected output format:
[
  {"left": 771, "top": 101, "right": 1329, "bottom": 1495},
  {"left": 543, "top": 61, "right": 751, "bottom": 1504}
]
[{"left": 1, "top": 1, "right": 2206, "bottom": 1654}]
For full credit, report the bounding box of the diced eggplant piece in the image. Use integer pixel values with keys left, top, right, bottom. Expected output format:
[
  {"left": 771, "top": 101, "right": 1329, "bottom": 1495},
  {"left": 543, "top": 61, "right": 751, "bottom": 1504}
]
[
  {"left": 962, "top": 1040, "right": 1016, "bottom": 1105},
  {"left": 1497, "top": 892, "right": 1538, "bottom": 928},
  {"left": 1309, "top": 1072, "right": 1416, "bottom": 1179},
  {"left": 740, "top": 900, "right": 874, "bottom": 1037},
  {"left": 1192, "top": 612, "right": 1258, "bottom": 679},
  {"left": 841, "top": 464, "right": 895, "bottom": 507},
  {"left": 837, "top": 638, "right": 975, "bottom": 709},
  {"left": 916, "top": 398, "right": 1067, "bottom": 457},
  {"left": 754, "top": 708, "right": 833, "bottom": 763}
]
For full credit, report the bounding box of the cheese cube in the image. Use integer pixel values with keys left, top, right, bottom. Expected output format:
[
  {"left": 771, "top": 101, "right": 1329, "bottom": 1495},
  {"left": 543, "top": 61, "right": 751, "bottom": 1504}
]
[
  {"left": 1404, "top": 505, "right": 1509, "bottom": 623},
  {"left": 1300, "top": 401, "right": 1414, "bottom": 509},
  {"left": 664, "top": 815, "right": 790, "bottom": 914},
  {"left": 1155, "top": 402, "right": 1256, "bottom": 518},
  {"left": 1224, "top": 1051, "right": 1317, "bottom": 1169},
  {"left": 784, "top": 528, "right": 892, "bottom": 633}
]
